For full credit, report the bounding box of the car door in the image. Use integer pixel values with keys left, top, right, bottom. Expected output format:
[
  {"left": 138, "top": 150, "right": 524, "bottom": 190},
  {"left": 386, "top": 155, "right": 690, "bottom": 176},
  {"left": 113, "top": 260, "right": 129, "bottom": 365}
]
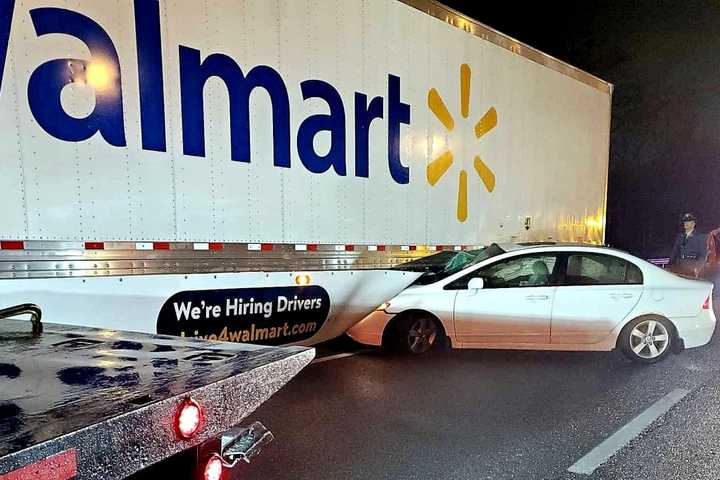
[
  {"left": 448, "top": 253, "right": 559, "bottom": 347},
  {"left": 551, "top": 252, "right": 644, "bottom": 345}
]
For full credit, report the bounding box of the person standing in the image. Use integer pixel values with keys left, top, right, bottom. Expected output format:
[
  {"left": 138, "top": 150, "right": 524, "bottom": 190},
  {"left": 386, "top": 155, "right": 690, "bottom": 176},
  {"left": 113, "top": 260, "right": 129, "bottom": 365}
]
[
  {"left": 670, "top": 213, "right": 707, "bottom": 276},
  {"left": 701, "top": 225, "right": 720, "bottom": 301}
]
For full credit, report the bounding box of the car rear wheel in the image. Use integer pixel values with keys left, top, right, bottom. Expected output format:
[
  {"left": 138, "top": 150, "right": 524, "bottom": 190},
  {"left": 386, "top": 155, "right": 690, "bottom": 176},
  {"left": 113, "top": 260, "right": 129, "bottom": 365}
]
[
  {"left": 395, "top": 314, "right": 439, "bottom": 355},
  {"left": 620, "top": 316, "right": 674, "bottom": 363}
]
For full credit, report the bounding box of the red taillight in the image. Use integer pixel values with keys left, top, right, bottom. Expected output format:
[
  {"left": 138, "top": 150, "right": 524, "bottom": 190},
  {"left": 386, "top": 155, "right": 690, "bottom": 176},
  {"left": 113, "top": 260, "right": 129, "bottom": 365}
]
[
  {"left": 176, "top": 398, "right": 203, "bottom": 439},
  {"left": 703, "top": 296, "right": 711, "bottom": 310},
  {"left": 203, "top": 455, "right": 224, "bottom": 480}
]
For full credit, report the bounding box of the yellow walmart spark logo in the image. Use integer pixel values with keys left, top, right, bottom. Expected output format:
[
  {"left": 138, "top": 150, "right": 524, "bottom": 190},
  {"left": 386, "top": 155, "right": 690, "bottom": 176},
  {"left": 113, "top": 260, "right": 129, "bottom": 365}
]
[{"left": 427, "top": 64, "right": 497, "bottom": 222}]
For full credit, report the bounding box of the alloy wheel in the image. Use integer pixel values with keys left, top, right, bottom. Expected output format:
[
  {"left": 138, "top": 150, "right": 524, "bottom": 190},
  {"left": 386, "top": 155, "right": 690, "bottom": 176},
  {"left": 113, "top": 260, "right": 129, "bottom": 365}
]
[
  {"left": 629, "top": 319, "right": 670, "bottom": 359},
  {"left": 407, "top": 317, "right": 437, "bottom": 354}
]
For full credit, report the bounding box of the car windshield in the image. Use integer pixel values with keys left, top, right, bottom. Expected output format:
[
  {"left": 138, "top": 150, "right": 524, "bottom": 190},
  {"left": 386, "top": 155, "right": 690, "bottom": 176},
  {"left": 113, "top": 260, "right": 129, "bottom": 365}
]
[{"left": 394, "top": 243, "right": 506, "bottom": 285}]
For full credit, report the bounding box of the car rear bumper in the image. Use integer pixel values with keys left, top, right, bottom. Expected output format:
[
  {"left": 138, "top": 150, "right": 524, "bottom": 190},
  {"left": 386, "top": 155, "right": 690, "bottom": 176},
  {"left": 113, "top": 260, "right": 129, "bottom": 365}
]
[
  {"left": 675, "top": 308, "right": 717, "bottom": 349},
  {"left": 346, "top": 310, "right": 394, "bottom": 346}
]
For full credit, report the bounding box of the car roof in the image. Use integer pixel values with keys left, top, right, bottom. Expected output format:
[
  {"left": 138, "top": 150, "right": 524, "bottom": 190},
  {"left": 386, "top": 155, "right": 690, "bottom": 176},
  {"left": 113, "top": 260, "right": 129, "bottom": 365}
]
[{"left": 497, "top": 242, "right": 630, "bottom": 256}]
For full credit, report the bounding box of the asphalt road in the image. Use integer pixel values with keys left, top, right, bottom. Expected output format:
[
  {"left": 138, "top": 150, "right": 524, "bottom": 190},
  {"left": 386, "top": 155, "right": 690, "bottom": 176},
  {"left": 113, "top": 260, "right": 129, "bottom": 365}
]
[{"left": 238, "top": 331, "right": 720, "bottom": 480}]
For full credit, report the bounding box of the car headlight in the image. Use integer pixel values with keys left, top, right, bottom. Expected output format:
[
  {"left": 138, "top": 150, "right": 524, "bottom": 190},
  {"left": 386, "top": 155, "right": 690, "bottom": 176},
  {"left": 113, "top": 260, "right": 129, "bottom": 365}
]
[{"left": 376, "top": 302, "right": 391, "bottom": 312}]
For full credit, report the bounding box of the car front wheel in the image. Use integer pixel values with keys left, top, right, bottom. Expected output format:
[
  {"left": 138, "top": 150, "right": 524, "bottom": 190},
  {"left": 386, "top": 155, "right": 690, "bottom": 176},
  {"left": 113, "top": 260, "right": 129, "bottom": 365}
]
[
  {"left": 395, "top": 314, "right": 439, "bottom": 355},
  {"left": 620, "top": 316, "right": 674, "bottom": 363}
]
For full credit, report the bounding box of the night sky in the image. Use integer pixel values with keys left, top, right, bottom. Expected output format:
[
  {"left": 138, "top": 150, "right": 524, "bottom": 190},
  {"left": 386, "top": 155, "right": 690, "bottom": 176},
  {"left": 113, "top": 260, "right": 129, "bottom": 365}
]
[{"left": 443, "top": 1, "right": 720, "bottom": 257}]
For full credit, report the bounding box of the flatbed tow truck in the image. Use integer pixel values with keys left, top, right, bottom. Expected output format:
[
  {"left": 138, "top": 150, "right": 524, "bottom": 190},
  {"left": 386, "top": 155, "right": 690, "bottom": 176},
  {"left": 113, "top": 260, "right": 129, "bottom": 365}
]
[{"left": 0, "top": 304, "right": 314, "bottom": 480}]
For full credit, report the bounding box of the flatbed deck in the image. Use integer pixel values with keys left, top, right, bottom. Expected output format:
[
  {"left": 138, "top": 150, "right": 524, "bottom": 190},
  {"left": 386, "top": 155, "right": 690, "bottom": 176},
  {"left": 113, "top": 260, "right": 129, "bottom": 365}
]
[{"left": 0, "top": 319, "right": 313, "bottom": 479}]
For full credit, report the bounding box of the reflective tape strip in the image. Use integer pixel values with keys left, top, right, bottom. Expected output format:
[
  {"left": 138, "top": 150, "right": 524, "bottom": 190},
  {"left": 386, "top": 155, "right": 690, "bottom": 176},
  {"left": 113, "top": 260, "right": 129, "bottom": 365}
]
[
  {"left": 194, "top": 242, "right": 223, "bottom": 251},
  {"left": 0, "top": 449, "right": 77, "bottom": 480},
  {"left": 292, "top": 243, "right": 318, "bottom": 251},
  {"left": 0, "top": 240, "right": 447, "bottom": 254},
  {"left": 24, "top": 241, "right": 84, "bottom": 250},
  {"left": 293, "top": 244, "right": 318, "bottom": 251}
]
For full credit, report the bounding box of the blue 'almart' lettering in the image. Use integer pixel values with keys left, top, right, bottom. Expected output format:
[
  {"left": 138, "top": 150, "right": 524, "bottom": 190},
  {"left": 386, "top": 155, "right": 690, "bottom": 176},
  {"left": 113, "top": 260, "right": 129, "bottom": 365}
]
[
  {"left": 28, "top": 8, "right": 126, "bottom": 146},
  {"left": 179, "top": 46, "right": 292, "bottom": 167},
  {"left": 298, "top": 79, "right": 346, "bottom": 175},
  {"left": 0, "top": 1, "right": 412, "bottom": 184},
  {"left": 0, "top": 1, "right": 13, "bottom": 96},
  {"left": 134, "top": 0, "right": 166, "bottom": 152}
]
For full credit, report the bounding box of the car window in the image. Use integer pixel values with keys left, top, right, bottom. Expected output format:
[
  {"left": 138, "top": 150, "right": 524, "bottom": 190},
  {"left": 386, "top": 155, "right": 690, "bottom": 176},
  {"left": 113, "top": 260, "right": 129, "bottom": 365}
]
[
  {"left": 446, "top": 253, "right": 558, "bottom": 289},
  {"left": 564, "top": 253, "right": 643, "bottom": 285},
  {"left": 402, "top": 244, "right": 507, "bottom": 286}
]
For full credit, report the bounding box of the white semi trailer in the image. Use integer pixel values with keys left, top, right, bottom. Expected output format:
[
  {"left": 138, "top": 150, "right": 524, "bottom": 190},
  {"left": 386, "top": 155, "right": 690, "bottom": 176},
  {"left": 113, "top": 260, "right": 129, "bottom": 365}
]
[{"left": 0, "top": 0, "right": 612, "bottom": 346}]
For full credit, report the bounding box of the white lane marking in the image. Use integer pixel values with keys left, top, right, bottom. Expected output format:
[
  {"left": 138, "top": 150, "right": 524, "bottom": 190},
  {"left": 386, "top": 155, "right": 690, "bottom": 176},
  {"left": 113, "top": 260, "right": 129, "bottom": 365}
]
[
  {"left": 568, "top": 388, "right": 690, "bottom": 475},
  {"left": 311, "top": 351, "right": 369, "bottom": 364}
]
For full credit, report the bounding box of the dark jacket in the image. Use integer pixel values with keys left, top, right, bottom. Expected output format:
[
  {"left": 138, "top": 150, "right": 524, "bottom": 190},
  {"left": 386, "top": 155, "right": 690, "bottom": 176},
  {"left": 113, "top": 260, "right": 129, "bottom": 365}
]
[{"left": 671, "top": 230, "right": 707, "bottom": 274}]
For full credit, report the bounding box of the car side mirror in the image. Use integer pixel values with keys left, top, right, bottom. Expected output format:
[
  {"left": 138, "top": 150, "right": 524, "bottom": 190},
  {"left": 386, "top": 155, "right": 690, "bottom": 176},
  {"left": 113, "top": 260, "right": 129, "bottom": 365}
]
[{"left": 467, "top": 277, "right": 485, "bottom": 290}]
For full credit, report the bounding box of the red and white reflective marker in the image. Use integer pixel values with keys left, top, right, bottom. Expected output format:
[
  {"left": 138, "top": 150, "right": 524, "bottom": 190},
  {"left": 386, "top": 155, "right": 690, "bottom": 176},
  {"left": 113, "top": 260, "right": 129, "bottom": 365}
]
[
  {"left": 203, "top": 455, "right": 224, "bottom": 480},
  {"left": 175, "top": 398, "right": 203, "bottom": 439},
  {"left": 0, "top": 449, "right": 77, "bottom": 480}
]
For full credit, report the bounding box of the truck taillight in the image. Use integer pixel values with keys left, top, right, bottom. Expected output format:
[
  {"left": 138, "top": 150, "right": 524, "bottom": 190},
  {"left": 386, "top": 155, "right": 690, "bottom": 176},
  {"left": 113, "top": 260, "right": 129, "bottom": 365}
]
[
  {"left": 703, "top": 296, "right": 711, "bottom": 310},
  {"left": 203, "top": 454, "right": 224, "bottom": 480},
  {"left": 176, "top": 398, "right": 203, "bottom": 439}
]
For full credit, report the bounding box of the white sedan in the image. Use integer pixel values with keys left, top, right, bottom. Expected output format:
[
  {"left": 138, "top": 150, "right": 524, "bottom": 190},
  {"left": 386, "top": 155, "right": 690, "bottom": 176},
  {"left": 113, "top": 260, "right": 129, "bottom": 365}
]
[{"left": 347, "top": 244, "right": 716, "bottom": 363}]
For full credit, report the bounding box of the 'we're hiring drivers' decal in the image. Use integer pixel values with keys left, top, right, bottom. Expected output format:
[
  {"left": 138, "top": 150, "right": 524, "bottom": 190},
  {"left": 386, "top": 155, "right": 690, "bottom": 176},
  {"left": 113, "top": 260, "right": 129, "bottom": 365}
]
[{"left": 157, "top": 286, "right": 330, "bottom": 345}]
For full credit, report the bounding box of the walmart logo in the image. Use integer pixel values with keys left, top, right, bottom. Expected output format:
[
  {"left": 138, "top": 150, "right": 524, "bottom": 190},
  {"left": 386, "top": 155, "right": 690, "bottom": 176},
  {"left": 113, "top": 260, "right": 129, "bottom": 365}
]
[{"left": 427, "top": 64, "right": 497, "bottom": 222}]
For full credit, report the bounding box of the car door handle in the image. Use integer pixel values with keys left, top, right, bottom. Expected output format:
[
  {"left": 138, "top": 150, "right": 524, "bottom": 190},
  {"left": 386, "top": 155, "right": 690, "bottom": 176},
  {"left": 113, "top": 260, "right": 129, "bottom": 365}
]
[
  {"left": 525, "top": 295, "right": 550, "bottom": 301},
  {"left": 609, "top": 293, "right": 634, "bottom": 299}
]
